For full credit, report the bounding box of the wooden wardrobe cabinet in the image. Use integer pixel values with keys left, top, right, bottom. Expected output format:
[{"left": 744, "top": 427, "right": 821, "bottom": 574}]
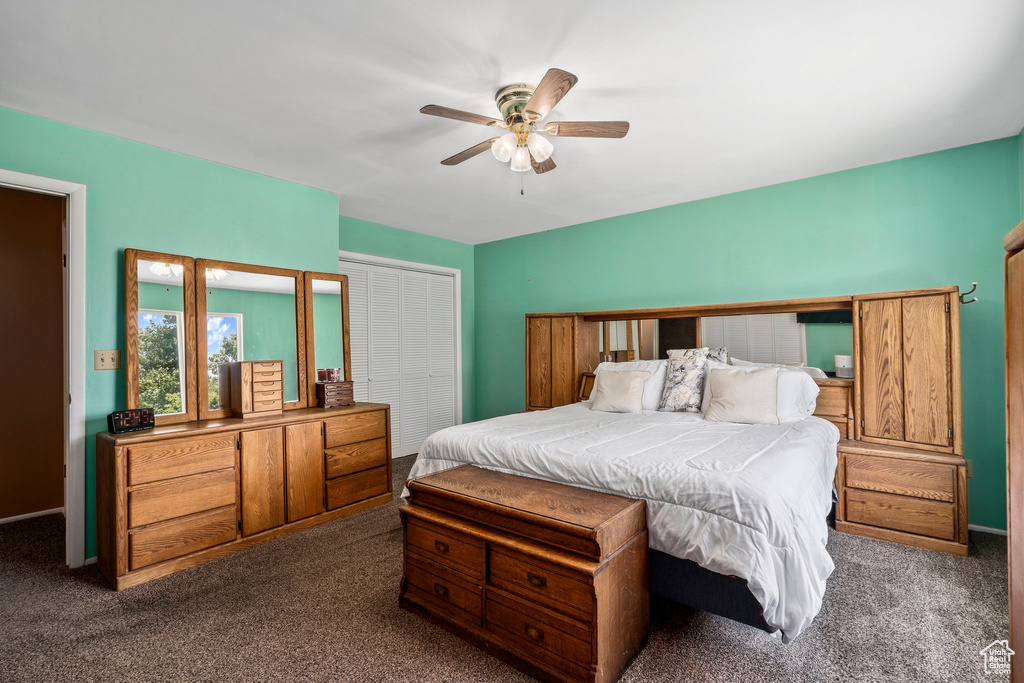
[
  {"left": 525, "top": 314, "right": 599, "bottom": 411},
  {"left": 97, "top": 404, "right": 391, "bottom": 589},
  {"left": 853, "top": 288, "right": 963, "bottom": 454}
]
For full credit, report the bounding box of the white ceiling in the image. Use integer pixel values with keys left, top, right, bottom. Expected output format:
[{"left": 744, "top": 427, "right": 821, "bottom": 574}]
[{"left": 2, "top": 1, "right": 1023, "bottom": 245}]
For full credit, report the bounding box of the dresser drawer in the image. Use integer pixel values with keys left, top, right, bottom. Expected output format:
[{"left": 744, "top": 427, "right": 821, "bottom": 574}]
[
  {"left": 324, "top": 411, "right": 387, "bottom": 447},
  {"left": 406, "top": 517, "right": 483, "bottom": 579},
  {"left": 846, "top": 489, "right": 955, "bottom": 540},
  {"left": 489, "top": 547, "right": 594, "bottom": 618},
  {"left": 127, "top": 433, "right": 236, "bottom": 486},
  {"left": 253, "top": 380, "right": 280, "bottom": 392},
  {"left": 845, "top": 454, "right": 955, "bottom": 502},
  {"left": 253, "top": 389, "right": 282, "bottom": 402},
  {"left": 405, "top": 555, "right": 482, "bottom": 625},
  {"left": 252, "top": 361, "right": 282, "bottom": 373},
  {"left": 128, "top": 468, "right": 237, "bottom": 528},
  {"left": 251, "top": 370, "right": 283, "bottom": 384},
  {"left": 252, "top": 399, "right": 283, "bottom": 413},
  {"left": 485, "top": 590, "right": 592, "bottom": 671},
  {"left": 326, "top": 465, "right": 388, "bottom": 510},
  {"left": 129, "top": 505, "right": 237, "bottom": 570},
  {"left": 326, "top": 438, "right": 387, "bottom": 479}
]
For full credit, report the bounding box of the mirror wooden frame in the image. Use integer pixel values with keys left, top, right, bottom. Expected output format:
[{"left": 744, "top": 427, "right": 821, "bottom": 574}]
[
  {"left": 196, "top": 258, "right": 307, "bottom": 420},
  {"left": 302, "top": 272, "right": 352, "bottom": 402},
  {"left": 124, "top": 248, "right": 198, "bottom": 425}
]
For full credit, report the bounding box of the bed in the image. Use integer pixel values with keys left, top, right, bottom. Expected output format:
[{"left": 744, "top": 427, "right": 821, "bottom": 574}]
[{"left": 404, "top": 400, "right": 839, "bottom": 643}]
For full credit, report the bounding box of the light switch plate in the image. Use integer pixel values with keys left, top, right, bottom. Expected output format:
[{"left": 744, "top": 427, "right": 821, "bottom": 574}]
[{"left": 94, "top": 349, "right": 121, "bottom": 370}]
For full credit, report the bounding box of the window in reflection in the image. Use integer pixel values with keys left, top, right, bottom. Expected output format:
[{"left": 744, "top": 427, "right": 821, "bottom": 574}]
[
  {"left": 137, "top": 309, "right": 185, "bottom": 415},
  {"left": 206, "top": 313, "right": 243, "bottom": 409}
]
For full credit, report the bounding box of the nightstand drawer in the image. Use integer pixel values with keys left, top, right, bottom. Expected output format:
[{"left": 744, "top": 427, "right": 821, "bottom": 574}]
[
  {"left": 405, "top": 555, "right": 482, "bottom": 625},
  {"left": 406, "top": 517, "right": 483, "bottom": 579},
  {"left": 489, "top": 547, "right": 594, "bottom": 618},
  {"left": 846, "top": 489, "right": 955, "bottom": 540},
  {"left": 846, "top": 454, "right": 955, "bottom": 502}
]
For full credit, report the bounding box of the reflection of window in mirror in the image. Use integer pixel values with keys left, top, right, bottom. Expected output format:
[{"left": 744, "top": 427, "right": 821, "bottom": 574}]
[
  {"left": 137, "top": 309, "right": 185, "bottom": 415},
  {"left": 206, "top": 313, "right": 243, "bottom": 409}
]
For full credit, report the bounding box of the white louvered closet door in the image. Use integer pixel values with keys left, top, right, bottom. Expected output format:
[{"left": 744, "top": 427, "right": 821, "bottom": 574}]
[
  {"left": 339, "top": 259, "right": 459, "bottom": 458},
  {"left": 700, "top": 312, "right": 807, "bottom": 365}
]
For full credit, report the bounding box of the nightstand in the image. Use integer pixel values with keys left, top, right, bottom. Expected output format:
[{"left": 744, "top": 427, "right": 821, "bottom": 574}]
[{"left": 835, "top": 439, "right": 968, "bottom": 556}]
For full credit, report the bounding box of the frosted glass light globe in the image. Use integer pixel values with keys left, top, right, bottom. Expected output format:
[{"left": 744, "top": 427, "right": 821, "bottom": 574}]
[
  {"left": 491, "top": 133, "right": 517, "bottom": 162},
  {"left": 526, "top": 132, "right": 553, "bottom": 163},
  {"left": 510, "top": 145, "right": 531, "bottom": 172}
]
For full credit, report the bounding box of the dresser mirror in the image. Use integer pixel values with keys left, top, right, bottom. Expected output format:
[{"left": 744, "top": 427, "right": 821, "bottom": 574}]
[
  {"left": 196, "top": 259, "right": 306, "bottom": 419},
  {"left": 124, "top": 249, "right": 198, "bottom": 424},
  {"left": 302, "top": 272, "right": 352, "bottom": 402}
]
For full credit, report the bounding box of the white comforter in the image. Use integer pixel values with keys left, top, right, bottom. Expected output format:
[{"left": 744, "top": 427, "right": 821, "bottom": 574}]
[{"left": 405, "top": 403, "right": 839, "bottom": 643}]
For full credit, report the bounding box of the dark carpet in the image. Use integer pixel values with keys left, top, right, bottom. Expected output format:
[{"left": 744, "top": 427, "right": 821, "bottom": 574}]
[{"left": 0, "top": 455, "right": 1008, "bottom": 682}]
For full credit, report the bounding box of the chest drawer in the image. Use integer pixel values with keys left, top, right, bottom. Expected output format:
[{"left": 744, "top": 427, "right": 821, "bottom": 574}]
[
  {"left": 406, "top": 517, "right": 484, "bottom": 580},
  {"left": 405, "top": 555, "right": 482, "bottom": 626},
  {"left": 845, "top": 454, "right": 955, "bottom": 502},
  {"left": 324, "top": 411, "right": 387, "bottom": 447},
  {"left": 127, "top": 433, "right": 236, "bottom": 486},
  {"left": 489, "top": 547, "right": 594, "bottom": 618},
  {"left": 128, "top": 468, "right": 237, "bottom": 528},
  {"left": 845, "top": 488, "right": 955, "bottom": 541},
  {"left": 485, "top": 590, "right": 592, "bottom": 671},
  {"left": 129, "top": 505, "right": 237, "bottom": 571},
  {"left": 326, "top": 438, "right": 387, "bottom": 479}
]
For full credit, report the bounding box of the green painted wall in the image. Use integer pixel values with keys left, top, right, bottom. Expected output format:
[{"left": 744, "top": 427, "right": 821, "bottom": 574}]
[
  {"left": 339, "top": 216, "right": 476, "bottom": 422},
  {"left": 474, "top": 138, "right": 1020, "bottom": 530},
  {"left": 805, "top": 324, "right": 854, "bottom": 372},
  {"left": 0, "top": 106, "right": 340, "bottom": 558}
]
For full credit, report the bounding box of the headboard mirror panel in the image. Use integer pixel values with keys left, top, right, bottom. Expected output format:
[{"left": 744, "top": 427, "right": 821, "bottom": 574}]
[
  {"left": 302, "top": 272, "right": 352, "bottom": 401},
  {"left": 124, "top": 249, "right": 198, "bottom": 425},
  {"left": 196, "top": 259, "right": 306, "bottom": 419}
]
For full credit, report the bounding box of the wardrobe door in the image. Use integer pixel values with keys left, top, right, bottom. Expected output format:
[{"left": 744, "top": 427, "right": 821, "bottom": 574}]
[
  {"left": 857, "top": 298, "right": 905, "bottom": 442},
  {"left": 427, "top": 274, "right": 456, "bottom": 433},
  {"left": 902, "top": 295, "right": 951, "bottom": 447},
  {"left": 240, "top": 427, "right": 285, "bottom": 536},
  {"left": 551, "top": 317, "right": 575, "bottom": 407}
]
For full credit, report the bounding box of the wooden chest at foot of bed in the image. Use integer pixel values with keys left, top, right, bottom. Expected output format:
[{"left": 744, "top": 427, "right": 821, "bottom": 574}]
[
  {"left": 400, "top": 465, "right": 649, "bottom": 683},
  {"left": 835, "top": 440, "right": 968, "bottom": 556}
]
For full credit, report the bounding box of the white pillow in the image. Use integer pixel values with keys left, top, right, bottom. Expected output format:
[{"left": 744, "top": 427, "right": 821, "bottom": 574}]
[
  {"left": 730, "top": 357, "right": 828, "bottom": 379},
  {"left": 702, "top": 359, "right": 819, "bottom": 422},
  {"left": 704, "top": 367, "right": 781, "bottom": 425},
  {"left": 590, "top": 370, "right": 651, "bottom": 414},
  {"left": 592, "top": 360, "right": 667, "bottom": 411}
]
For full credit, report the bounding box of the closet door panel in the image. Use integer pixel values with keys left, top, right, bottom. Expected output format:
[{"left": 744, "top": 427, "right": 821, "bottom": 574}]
[
  {"left": 340, "top": 262, "right": 371, "bottom": 402},
  {"left": 860, "top": 298, "right": 905, "bottom": 441},
  {"left": 369, "top": 266, "right": 402, "bottom": 451},
  {"left": 902, "top": 295, "right": 951, "bottom": 447},
  {"left": 428, "top": 274, "right": 456, "bottom": 430},
  {"left": 551, "top": 317, "right": 575, "bottom": 407},
  {"left": 370, "top": 377, "right": 402, "bottom": 454}
]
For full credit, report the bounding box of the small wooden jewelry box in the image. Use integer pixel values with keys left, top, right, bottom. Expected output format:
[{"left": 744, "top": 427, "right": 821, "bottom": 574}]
[{"left": 317, "top": 381, "right": 354, "bottom": 408}]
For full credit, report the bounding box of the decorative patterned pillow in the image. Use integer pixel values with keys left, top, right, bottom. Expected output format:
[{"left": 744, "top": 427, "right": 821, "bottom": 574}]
[{"left": 658, "top": 347, "right": 729, "bottom": 412}]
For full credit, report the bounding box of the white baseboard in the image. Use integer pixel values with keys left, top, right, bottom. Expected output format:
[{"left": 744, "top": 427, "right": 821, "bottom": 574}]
[
  {"left": 84, "top": 556, "right": 97, "bottom": 566},
  {"left": 969, "top": 524, "right": 1007, "bottom": 536},
  {"left": 0, "top": 508, "right": 64, "bottom": 525}
]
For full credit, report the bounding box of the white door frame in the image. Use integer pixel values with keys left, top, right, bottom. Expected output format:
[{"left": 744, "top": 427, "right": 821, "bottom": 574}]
[
  {"left": 0, "top": 168, "right": 87, "bottom": 568},
  {"left": 338, "top": 250, "right": 463, "bottom": 425}
]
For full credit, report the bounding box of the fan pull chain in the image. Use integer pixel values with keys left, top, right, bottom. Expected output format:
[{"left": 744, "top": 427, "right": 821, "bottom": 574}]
[{"left": 521, "top": 173, "right": 524, "bottom": 196}]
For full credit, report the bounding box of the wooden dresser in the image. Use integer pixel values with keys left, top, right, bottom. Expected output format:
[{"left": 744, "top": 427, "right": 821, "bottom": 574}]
[
  {"left": 97, "top": 403, "right": 391, "bottom": 589},
  {"left": 400, "top": 465, "right": 649, "bottom": 683}
]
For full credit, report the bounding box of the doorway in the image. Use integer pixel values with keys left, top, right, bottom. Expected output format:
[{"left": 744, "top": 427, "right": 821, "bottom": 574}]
[{"left": 0, "top": 185, "right": 66, "bottom": 522}]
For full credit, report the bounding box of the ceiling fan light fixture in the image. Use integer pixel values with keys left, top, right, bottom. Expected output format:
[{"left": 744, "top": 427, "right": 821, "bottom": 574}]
[
  {"left": 491, "top": 132, "right": 517, "bottom": 162},
  {"left": 526, "top": 132, "right": 553, "bottom": 163},
  {"left": 148, "top": 262, "right": 184, "bottom": 278},
  {"left": 510, "top": 145, "right": 531, "bottom": 172}
]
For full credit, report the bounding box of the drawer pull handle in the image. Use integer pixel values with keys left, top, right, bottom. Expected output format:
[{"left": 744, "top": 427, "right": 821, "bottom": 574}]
[
  {"left": 525, "top": 625, "right": 544, "bottom": 641},
  {"left": 526, "top": 573, "right": 547, "bottom": 588},
  {"left": 433, "top": 583, "right": 449, "bottom": 598},
  {"left": 434, "top": 540, "right": 449, "bottom": 554}
]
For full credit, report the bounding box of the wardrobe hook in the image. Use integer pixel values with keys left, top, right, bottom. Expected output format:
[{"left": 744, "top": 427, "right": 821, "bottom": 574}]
[{"left": 959, "top": 282, "right": 978, "bottom": 305}]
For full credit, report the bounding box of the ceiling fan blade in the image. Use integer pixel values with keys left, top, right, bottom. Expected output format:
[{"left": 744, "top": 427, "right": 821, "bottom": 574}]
[
  {"left": 531, "top": 153, "right": 556, "bottom": 174},
  {"left": 420, "top": 105, "right": 505, "bottom": 128},
  {"left": 542, "top": 121, "right": 630, "bottom": 138},
  {"left": 441, "top": 138, "right": 498, "bottom": 166},
  {"left": 523, "top": 68, "right": 578, "bottom": 122}
]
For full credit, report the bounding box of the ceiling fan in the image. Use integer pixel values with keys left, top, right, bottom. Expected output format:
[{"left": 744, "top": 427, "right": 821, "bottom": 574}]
[{"left": 420, "top": 68, "right": 629, "bottom": 174}]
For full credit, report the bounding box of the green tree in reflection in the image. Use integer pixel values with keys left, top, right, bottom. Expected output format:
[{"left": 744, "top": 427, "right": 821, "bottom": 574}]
[
  {"left": 208, "top": 332, "right": 238, "bottom": 409},
  {"left": 138, "top": 315, "right": 182, "bottom": 414}
]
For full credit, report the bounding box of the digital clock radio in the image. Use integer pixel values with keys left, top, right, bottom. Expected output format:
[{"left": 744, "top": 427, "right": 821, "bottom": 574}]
[{"left": 107, "top": 407, "right": 155, "bottom": 434}]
